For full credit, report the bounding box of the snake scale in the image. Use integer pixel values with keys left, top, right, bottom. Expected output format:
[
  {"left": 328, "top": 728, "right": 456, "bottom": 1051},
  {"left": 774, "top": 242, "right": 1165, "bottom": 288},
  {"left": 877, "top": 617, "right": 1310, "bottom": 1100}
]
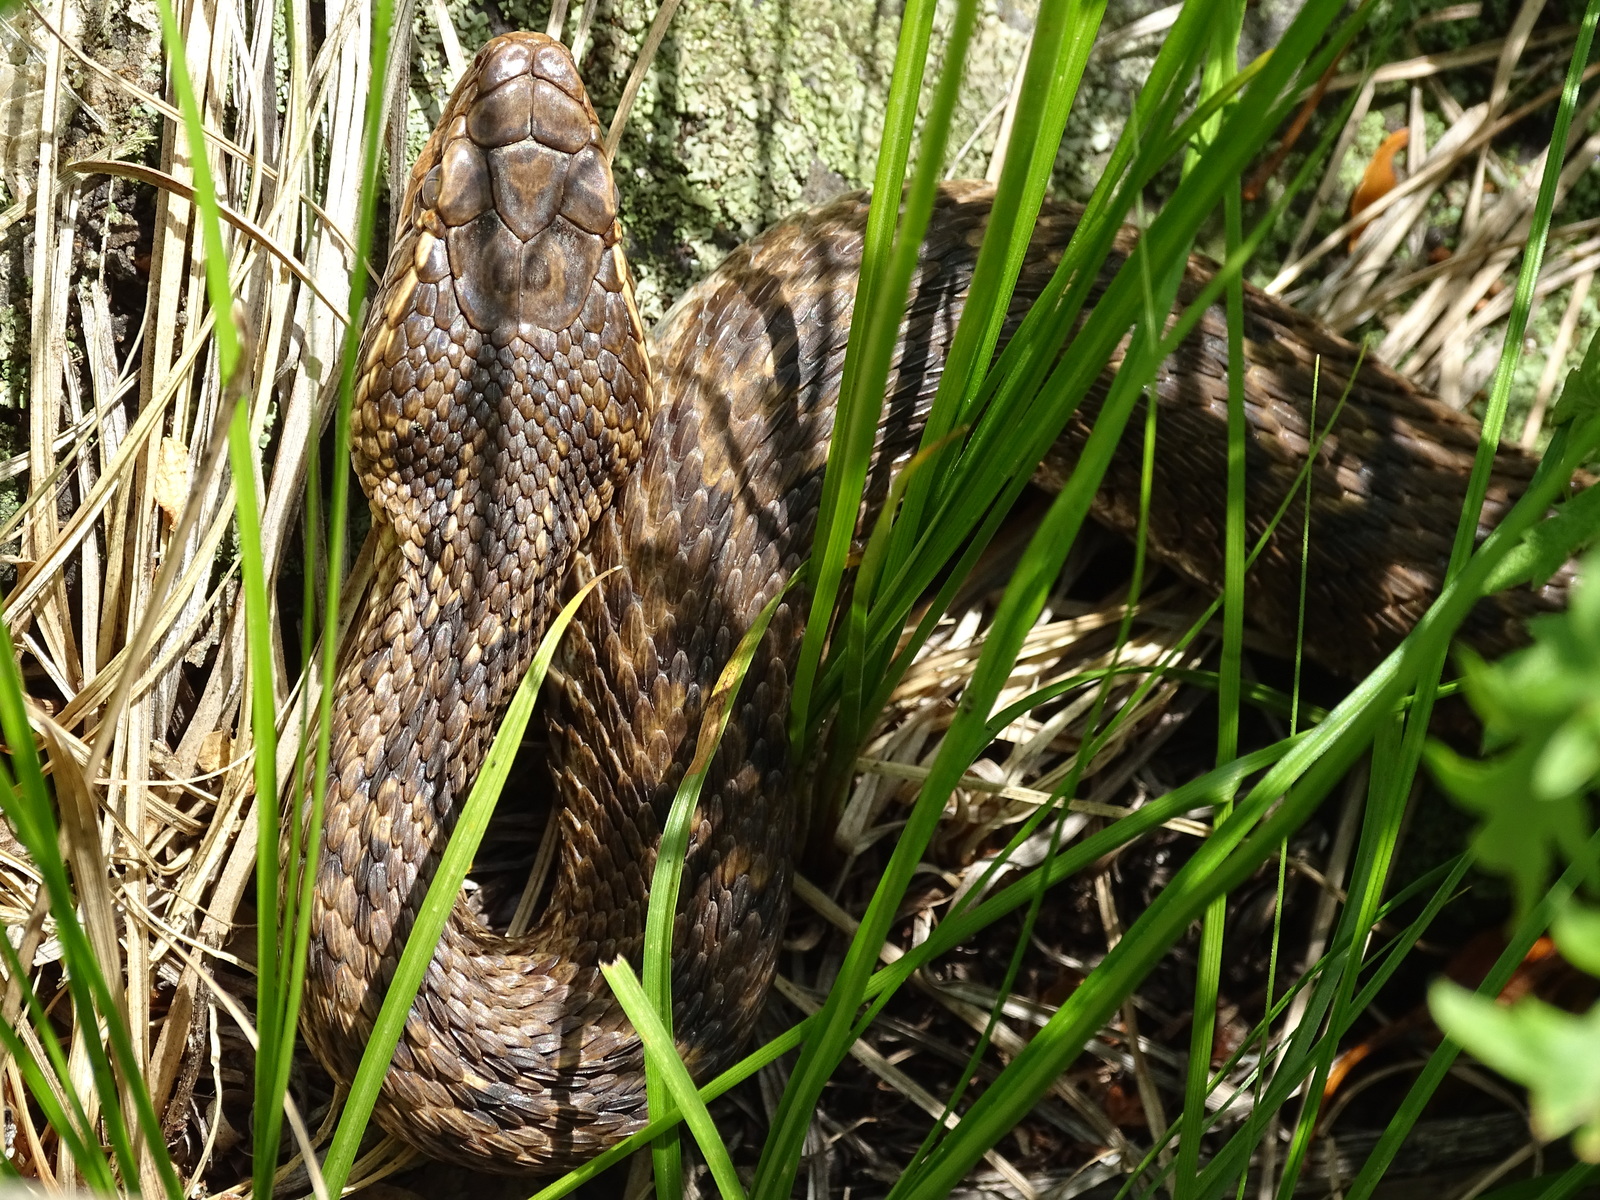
[{"left": 300, "top": 31, "right": 1573, "bottom": 1173}]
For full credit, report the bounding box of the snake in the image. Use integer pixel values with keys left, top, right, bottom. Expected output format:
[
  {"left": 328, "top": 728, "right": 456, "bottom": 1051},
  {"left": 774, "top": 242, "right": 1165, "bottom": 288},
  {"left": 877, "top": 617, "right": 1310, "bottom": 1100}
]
[{"left": 300, "top": 31, "right": 1574, "bottom": 1174}]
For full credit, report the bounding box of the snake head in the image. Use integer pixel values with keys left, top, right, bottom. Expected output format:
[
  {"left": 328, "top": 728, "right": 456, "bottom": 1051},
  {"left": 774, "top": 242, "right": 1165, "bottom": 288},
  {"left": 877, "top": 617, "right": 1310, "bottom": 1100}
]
[
  {"left": 403, "top": 32, "right": 630, "bottom": 342},
  {"left": 353, "top": 32, "right": 651, "bottom": 574}
]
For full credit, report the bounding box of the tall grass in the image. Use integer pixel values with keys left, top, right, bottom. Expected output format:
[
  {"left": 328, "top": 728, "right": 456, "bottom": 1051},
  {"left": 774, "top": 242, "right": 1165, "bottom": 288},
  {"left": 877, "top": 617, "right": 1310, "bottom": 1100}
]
[{"left": 5, "top": 0, "right": 1600, "bottom": 1197}]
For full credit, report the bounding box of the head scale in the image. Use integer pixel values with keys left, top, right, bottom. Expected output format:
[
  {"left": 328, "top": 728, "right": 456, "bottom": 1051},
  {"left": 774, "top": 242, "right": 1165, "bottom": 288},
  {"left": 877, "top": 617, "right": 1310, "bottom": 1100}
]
[{"left": 353, "top": 32, "right": 651, "bottom": 602}]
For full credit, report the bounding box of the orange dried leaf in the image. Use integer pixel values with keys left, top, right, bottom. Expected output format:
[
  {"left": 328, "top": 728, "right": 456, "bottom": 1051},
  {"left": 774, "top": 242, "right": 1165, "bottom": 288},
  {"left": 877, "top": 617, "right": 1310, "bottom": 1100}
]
[{"left": 1348, "top": 127, "right": 1410, "bottom": 251}]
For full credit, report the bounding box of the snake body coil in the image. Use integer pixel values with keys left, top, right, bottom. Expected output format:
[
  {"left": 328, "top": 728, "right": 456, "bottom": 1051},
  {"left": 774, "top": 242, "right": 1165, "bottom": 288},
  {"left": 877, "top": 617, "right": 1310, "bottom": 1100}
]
[{"left": 302, "top": 32, "right": 1572, "bottom": 1173}]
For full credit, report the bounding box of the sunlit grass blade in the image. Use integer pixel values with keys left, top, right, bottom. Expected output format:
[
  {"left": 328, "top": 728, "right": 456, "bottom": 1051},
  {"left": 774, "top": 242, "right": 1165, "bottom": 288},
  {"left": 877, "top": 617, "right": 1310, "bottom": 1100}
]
[
  {"left": 1318, "top": 829, "right": 1600, "bottom": 1200},
  {"left": 876, "top": 385, "right": 1600, "bottom": 1199},
  {"left": 1179, "top": 5, "right": 1247, "bottom": 1190},
  {"left": 267, "top": 0, "right": 399, "bottom": 1185},
  {"left": 839, "top": 33, "right": 1343, "bottom": 723},
  {"left": 1128, "top": 851, "right": 1477, "bottom": 1200},
  {"left": 603, "top": 959, "right": 747, "bottom": 1200},
  {"left": 537, "top": 736, "right": 1288, "bottom": 1200},
  {"left": 0, "top": 610, "right": 179, "bottom": 1196},
  {"left": 0, "top": 875, "right": 114, "bottom": 1192},
  {"left": 828, "top": 6, "right": 1230, "bottom": 736},
  {"left": 641, "top": 578, "right": 797, "bottom": 1197},
  {"left": 809, "top": 45, "right": 1274, "bottom": 748},
  {"left": 875, "top": 0, "right": 1106, "bottom": 636},
  {"left": 139, "top": 0, "right": 284, "bottom": 1186},
  {"left": 762, "top": 6, "right": 1362, "bottom": 1187},
  {"left": 784, "top": 0, "right": 949, "bottom": 752},
  {"left": 319, "top": 568, "right": 615, "bottom": 1195},
  {"left": 1269, "top": 9, "right": 1600, "bottom": 1195}
]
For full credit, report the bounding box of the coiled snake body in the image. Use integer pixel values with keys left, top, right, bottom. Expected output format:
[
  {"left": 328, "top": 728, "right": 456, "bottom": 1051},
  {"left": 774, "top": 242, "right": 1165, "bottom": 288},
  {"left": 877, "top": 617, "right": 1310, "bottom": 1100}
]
[{"left": 302, "top": 32, "right": 1571, "bottom": 1173}]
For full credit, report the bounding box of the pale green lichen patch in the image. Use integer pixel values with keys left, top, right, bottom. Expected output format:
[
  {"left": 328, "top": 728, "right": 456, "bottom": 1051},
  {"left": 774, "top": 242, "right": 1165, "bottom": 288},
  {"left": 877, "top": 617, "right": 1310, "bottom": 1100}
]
[
  {"left": 409, "top": 0, "right": 1034, "bottom": 322},
  {"left": 398, "top": 0, "right": 1372, "bottom": 323}
]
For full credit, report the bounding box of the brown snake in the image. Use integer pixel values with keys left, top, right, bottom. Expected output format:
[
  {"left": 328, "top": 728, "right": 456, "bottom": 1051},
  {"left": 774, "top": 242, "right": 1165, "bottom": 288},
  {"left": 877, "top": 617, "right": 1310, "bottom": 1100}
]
[{"left": 301, "top": 31, "right": 1574, "bottom": 1173}]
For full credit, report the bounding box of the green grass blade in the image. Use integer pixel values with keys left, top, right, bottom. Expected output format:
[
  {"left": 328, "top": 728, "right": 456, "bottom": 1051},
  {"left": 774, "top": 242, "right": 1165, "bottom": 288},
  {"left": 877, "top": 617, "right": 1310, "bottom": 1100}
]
[
  {"left": 319, "top": 569, "right": 615, "bottom": 1195},
  {"left": 0, "top": 1016, "right": 112, "bottom": 1190},
  {"left": 765, "top": 14, "right": 1358, "bottom": 1180},
  {"left": 1479, "top": 1164, "right": 1600, "bottom": 1200},
  {"left": 642, "top": 579, "right": 795, "bottom": 1197},
  {"left": 877, "top": 389, "right": 1600, "bottom": 1199},
  {"left": 0, "top": 855, "right": 114, "bottom": 1191},
  {"left": 847, "top": 36, "right": 1346, "bottom": 693},
  {"left": 1141, "top": 852, "right": 1476, "bottom": 1200},
  {"left": 1180, "top": 7, "right": 1247, "bottom": 1189},
  {"left": 0, "top": 616, "right": 179, "bottom": 1195},
  {"left": 783, "top": 0, "right": 944, "bottom": 752},
  {"left": 1272, "top": 11, "right": 1600, "bottom": 1194},
  {"left": 878, "top": 0, "right": 1105, "bottom": 614},
  {"left": 831, "top": 0, "right": 981, "bottom": 748},
  {"left": 535, "top": 738, "right": 1292, "bottom": 1200},
  {"left": 141, "top": 0, "right": 285, "bottom": 1185},
  {"left": 1342, "top": 831, "right": 1600, "bottom": 1200},
  {"left": 764, "top": 227, "right": 1197, "bottom": 1196},
  {"left": 854, "top": 55, "right": 1352, "bottom": 741},
  {"left": 266, "top": 0, "right": 398, "bottom": 1184},
  {"left": 603, "top": 959, "right": 748, "bottom": 1200}
]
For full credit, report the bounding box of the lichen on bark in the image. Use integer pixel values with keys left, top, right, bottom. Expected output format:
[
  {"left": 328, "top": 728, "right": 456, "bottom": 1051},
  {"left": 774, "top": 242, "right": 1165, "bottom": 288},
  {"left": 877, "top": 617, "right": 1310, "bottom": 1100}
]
[{"left": 409, "top": 0, "right": 1037, "bottom": 321}]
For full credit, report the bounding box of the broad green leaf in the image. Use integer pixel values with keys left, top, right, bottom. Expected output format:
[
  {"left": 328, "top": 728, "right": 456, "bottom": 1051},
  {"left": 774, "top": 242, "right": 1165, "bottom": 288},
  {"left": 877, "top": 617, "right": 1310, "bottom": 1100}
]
[
  {"left": 1553, "top": 901, "right": 1600, "bottom": 977},
  {"left": 1426, "top": 739, "right": 1592, "bottom": 916},
  {"left": 1430, "top": 981, "right": 1600, "bottom": 1161}
]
